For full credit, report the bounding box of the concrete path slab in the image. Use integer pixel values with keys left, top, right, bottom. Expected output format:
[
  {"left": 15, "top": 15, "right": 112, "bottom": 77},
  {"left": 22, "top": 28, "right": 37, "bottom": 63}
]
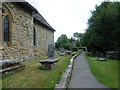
[{"left": 68, "top": 52, "right": 111, "bottom": 89}]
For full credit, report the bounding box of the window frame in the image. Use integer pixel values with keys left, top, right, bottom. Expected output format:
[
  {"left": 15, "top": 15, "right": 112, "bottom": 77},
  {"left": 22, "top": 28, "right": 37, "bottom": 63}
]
[
  {"left": 2, "top": 4, "right": 13, "bottom": 43},
  {"left": 3, "top": 15, "right": 10, "bottom": 42},
  {"left": 33, "top": 27, "right": 37, "bottom": 46}
]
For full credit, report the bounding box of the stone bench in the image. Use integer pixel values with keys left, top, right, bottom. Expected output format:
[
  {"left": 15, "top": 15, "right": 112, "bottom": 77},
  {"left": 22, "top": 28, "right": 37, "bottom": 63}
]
[{"left": 39, "top": 58, "right": 60, "bottom": 70}]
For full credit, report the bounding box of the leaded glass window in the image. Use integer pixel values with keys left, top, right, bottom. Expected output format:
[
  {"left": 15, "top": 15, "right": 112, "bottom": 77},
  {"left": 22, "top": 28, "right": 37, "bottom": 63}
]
[{"left": 4, "top": 16, "right": 10, "bottom": 42}]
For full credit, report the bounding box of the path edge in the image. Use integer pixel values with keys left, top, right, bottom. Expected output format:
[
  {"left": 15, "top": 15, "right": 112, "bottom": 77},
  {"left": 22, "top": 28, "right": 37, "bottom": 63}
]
[{"left": 54, "top": 53, "right": 80, "bottom": 89}]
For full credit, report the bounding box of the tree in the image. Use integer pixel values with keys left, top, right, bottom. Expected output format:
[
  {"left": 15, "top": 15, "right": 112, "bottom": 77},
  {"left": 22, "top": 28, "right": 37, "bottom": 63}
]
[
  {"left": 55, "top": 34, "right": 71, "bottom": 50},
  {"left": 73, "top": 32, "right": 81, "bottom": 41},
  {"left": 83, "top": 2, "right": 120, "bottom": 52},
  {"left": 73, "top": 32, "right": 82, "bottom": 47}
]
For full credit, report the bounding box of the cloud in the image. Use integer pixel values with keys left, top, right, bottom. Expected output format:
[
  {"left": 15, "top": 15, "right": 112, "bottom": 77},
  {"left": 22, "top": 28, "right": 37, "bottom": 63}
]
[{"left": 26, "top": 0, "right": 118, "bottom": 41}]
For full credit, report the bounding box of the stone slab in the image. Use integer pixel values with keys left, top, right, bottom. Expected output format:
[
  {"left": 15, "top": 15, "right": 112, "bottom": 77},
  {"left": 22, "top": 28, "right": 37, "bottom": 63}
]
[
  {"left": 39, "top": 58, "right": 59, "bottom": 63},
  {"left": 39, "top": 58, "right": 60, "bottom": 70},
  {"left": 0, "top": 64, "right": 25, "bottom": 75},
  {"left": 97, "top": 58, "right": 107, "bottom": 61}
]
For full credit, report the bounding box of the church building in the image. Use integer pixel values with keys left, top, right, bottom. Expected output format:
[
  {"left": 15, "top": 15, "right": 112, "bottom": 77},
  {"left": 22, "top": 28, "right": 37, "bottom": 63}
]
[{"left": 0, "top": 2, "right": 55, "bottom": 61}]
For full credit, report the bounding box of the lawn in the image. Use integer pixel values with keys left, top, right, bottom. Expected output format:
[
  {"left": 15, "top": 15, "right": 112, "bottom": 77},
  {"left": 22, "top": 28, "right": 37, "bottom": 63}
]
[
  {"left": 2, "top": 55, "right": 72, "bottom": 88},
  {"left": 87, "top": 56, "right": 119, "bottom": 89}
]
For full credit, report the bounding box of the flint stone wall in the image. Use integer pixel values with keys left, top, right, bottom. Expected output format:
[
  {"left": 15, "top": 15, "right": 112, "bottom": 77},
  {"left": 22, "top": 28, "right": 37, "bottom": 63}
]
[{"left": 0, "top": 2, "right": 54, "bottom": 61}]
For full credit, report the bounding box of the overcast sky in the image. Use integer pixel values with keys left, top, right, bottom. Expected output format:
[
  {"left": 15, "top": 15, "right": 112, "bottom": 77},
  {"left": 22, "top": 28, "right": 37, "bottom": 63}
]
[{"left": 26, "top": 0, "right": 118, "bottom": 41}]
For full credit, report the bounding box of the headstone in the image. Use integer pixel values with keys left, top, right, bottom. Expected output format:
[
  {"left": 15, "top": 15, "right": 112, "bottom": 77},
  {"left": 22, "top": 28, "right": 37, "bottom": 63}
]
[
  {"left": 60, "top": 48, "right": 65, "bottom": 53},
  {"left": 59, "top": 48, "right": 65, "bottom": 56},
  {"left": 39, "top": 44, "right": 60, "bottom": 70},
  {"left": 106, "top": 51, "right": 120, "bottom": 60},
  {"left": 48, "top": 44, "right": 55, "bottom": 59},
  {"left": 66, "top": 51, "right": 72, "bottom": 55}
]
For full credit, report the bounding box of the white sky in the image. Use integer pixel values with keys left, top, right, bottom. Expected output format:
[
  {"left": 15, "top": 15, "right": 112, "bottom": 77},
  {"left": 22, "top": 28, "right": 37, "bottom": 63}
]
[{"left": 26, "top": 0, "right": 118, "bottom": 42}]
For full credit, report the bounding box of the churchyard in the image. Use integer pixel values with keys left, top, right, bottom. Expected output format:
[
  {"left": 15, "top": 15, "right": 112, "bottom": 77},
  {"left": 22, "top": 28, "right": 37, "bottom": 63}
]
[
  {"left": 1, "top": 43, "right": 80, "bottom": 89},
  {"left": 87, "top": 55, "right": 119, "bottom": 88},
  {"left": 2, "top": 55, "right": 72, "bottom": 88},
  {"left": 1, "top": 1, "right": 119, "bottom": 89}
]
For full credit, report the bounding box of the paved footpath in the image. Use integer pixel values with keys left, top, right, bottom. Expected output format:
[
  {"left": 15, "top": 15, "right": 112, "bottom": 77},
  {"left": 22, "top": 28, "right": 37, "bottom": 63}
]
[{"left": 68, "top": 52, "right": 111, "bottom": 89}]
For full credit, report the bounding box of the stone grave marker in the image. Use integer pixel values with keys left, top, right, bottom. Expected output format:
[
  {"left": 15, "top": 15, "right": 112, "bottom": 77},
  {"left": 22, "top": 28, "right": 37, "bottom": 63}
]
[
  {"left": 48, "top": 44, "right": 55, "bottom": 59},
  {"left": 59, "top": 48, "right": 65, "bottom": 56},
  {"left": 60, "top": 48, "right": 65, "bottom": 53},
  {"left": 66, "top": 51, "right": 72, "bottom": 55},
  {"left": 39, "top": 44, "right": 60, "bottom": 70}
]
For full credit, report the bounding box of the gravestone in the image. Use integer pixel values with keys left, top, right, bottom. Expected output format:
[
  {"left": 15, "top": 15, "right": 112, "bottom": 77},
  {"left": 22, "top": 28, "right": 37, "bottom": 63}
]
[
  {"left": 60, "top": 48, "right": 65, "bottom": 53},
  {"left": 48, "top": 44, "right": 55, "bottom": 59},
  {"left": 39, "top": 44, "right": 60, "bottom": 70},
  {"left": 59, "top": 48, "right": 65, "bottom": 56},
  {"left": 66, "top": 51, "right": 72, "bottom": 55},
  {"left": 106, "top": 51, "right": 120, "bottom": 60}
]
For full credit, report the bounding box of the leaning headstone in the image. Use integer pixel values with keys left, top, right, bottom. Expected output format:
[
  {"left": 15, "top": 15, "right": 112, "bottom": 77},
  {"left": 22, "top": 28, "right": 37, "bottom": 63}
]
[{"left": 48, "top": 44, "right": 55, "bottom": 59}]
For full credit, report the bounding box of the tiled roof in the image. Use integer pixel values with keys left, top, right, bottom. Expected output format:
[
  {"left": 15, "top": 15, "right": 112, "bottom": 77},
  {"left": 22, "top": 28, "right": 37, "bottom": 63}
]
[{"left": 33, "top": 13, "right": 55, "bottom": 31}]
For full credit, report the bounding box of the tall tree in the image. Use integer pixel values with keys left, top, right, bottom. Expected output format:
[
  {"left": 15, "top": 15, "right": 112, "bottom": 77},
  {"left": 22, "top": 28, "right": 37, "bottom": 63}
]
[{"left": 83, "top": 2, "right": 120, "bottom": 52}]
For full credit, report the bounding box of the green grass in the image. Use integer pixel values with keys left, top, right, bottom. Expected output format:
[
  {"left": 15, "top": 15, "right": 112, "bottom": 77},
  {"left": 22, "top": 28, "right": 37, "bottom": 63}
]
[
  {"left": 2, "top": 55, "right": 72, "bottom": 88},
  {"left": 87, "top": 56, "right": 119, "bottom": 89}
]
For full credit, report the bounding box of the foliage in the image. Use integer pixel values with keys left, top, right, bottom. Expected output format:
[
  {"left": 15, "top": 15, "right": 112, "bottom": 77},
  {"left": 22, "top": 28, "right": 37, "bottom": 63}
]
[
  {"left": 55, "top": 34, "right": 72, "bottom": 50},
  {"left": 70, "top": 32, "right": 83, "bottom": 47},
  {"left": 82, "top": 2, "right": 120, "bottom": 52},
  {"left": 87, "top": 56, "right": 119, "bottom": 88},
  {"left": 73, "top": 32, "right": 81, "bottom": 41}
]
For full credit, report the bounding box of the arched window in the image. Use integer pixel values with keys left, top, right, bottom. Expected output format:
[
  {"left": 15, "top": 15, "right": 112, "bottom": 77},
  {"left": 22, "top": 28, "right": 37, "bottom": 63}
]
[
  {"left": 4, "top": 16, "right": 10, "bottom": 42},
  {"left": 2, "top": 4, "right": 13, "bottom": 43}
]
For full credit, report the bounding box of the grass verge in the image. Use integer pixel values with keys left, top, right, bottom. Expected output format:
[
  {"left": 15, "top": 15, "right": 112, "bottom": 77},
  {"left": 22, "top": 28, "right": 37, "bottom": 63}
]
[
  {"left": 87, "top": 56, "right": 119, "bottom": 89},
  {"left": 2, "top": 55, "right": 72, "bottom": 88}
]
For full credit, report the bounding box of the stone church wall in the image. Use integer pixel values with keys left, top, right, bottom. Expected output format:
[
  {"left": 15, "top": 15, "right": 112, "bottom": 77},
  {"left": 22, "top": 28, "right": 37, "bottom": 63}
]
[
  {"left": 0, "top": 2, "right": 54, "bottom": 61},
  {"left": 34, "top": 21, "right": 54, "bottom": 58}
]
